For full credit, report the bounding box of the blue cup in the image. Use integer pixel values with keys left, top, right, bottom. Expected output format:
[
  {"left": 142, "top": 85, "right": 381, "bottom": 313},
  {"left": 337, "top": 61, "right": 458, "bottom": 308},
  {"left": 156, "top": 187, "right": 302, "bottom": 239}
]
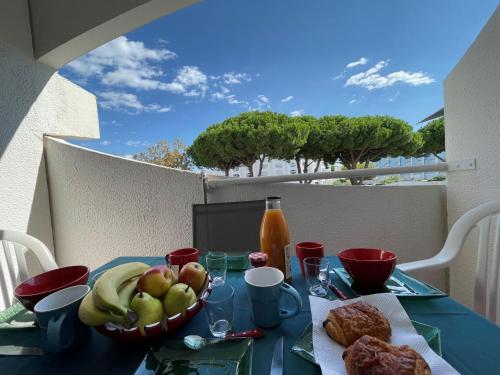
[
  {"left": 244, "top": 267, "right": 302, "bottom": 328},
  {"left": 34, "top": 285, "right": 91, "bottom": 353}
]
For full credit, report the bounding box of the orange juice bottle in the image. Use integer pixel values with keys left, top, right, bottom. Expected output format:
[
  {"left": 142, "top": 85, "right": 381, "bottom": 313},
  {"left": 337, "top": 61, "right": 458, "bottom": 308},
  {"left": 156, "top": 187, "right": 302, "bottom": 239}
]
[{"left": 260, "top": 196, "right": 292, "bottom": 283}]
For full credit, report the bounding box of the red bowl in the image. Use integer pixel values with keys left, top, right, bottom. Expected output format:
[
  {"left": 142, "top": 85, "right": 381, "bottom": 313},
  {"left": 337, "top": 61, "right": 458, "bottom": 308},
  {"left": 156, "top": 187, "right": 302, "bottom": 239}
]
[
  {"left": 14, "top": 265, "right": 89, "bottom": 311},
  {"left": 95, "top": 275, "right": 213, "bottom": 342},
  {"left": 338, "top": 248, "right": 397, "bottom": 289}
]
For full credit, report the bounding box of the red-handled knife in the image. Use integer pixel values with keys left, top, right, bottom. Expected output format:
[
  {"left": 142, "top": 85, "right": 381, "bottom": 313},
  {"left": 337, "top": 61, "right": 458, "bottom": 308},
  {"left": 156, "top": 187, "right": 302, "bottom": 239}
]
[{"left": 225, "top": 328, "right": 264, "bottom": 339}]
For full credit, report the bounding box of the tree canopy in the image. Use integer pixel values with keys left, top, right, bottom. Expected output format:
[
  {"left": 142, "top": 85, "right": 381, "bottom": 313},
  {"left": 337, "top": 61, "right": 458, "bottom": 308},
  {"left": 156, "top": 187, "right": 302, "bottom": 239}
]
[
  {"left": 188, "top": 111, "right": 432, "bottom": 183},
  {"left": 134, "top": 140, "right": 191, "bottom": 170},
  {"left": 187, "top": 126, "right": 239, "bottom": 176},
  {"left": 202, "top": 111, "right": 309, "bottom": 176},
  {"left": 323, "top": 115, "right": 421, "bottom": 184},
  {"left": 417, "top": 117, "right": 445, "bottom": 161}
]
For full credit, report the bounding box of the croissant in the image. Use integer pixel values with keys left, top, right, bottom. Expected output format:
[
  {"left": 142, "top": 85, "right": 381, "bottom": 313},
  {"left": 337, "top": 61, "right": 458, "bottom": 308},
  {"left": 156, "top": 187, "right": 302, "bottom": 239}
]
[
  {"left": 323, "top": 301, "right": 391, "bottom": 346},
  {"left": 343, "top": 335, "right": 432, "bottom": 375}
]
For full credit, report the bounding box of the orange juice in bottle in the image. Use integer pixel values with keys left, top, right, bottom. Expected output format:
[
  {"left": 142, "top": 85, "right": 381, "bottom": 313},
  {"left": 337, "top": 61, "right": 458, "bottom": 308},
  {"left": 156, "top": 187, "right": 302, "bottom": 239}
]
[{"left": 260, "top": 196, "right": 292, "bottom": 283}]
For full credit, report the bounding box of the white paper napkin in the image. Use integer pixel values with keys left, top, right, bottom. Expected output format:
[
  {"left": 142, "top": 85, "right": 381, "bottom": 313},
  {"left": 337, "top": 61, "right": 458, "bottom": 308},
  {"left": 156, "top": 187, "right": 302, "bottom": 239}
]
[{"left": 309, "top": 293, "right": 459, "bottom": 375}]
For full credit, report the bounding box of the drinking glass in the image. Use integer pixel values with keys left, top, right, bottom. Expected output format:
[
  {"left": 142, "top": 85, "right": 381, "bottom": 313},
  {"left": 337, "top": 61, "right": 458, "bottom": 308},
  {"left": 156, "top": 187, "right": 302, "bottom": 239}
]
[
  {"left": 204, "top": 284, "right": 234, "bottom": 338},
  {"left": 303, "top": 257, "right": 330, "bottom": 297},
  {"left": 206, "top": 252, "right": 227, "bottom": 286}
]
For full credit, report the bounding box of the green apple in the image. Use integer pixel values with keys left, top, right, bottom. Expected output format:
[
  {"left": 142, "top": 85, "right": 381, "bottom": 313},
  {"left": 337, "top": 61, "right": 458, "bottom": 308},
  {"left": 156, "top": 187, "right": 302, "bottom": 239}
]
[
  {"left": 130, "top": 291, "right": 164, "bottom": 336},
  {"left": 163, "top": 283, "right": 197, "bottom": 318}
]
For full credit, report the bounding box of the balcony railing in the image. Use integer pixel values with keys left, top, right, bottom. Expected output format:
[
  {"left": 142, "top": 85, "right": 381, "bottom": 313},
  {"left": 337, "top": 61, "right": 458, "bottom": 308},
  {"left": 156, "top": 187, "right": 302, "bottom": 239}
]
[{"left": 206, "top": 160, "right": 475, "bottom": 188}]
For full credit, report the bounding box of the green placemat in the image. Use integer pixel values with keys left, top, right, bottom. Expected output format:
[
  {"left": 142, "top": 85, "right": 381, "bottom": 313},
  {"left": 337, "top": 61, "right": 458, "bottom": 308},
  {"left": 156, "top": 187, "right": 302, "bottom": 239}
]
[
  {"left": 200, "top": 253, "right": 249, "bottom": 271},
  {"left": 291, "top": 320, "right": 442, "bottom": 366},
  {"left": 0, "top": 303, "right": 37, "bottom": 329},
  {"left": 334, "top": 268, "right": 446, "bottom": 298},
  {"left": 134, "top": 338, "right": 253, "bottom": 375}
]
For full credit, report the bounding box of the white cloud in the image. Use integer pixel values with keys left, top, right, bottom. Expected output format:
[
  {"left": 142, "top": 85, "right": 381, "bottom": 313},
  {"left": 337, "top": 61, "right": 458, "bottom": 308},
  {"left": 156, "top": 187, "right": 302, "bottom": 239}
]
[
  {"left": 161, "top": 66, "right": 208, "bottom": 96},
  {"left": 222, "top": 72, "right": 251, "bottom": 85},
  {"left": 122, "top": 154, "right": 135, "bottom": 159},
  {"left": 290, "top": 109, "right": 304, "bottom": 117},
  {"left": 100, "top": 140, "right": 111, "bottom": 146},
  {"left": 281, "top": 95, "right": 294, "bottom": 103},
  {"left": 125, "top": 140, "right": 149, "bottom": 147},
  {"left": 67, "top": 36, "right": 254, "bottom": 106},
  {"left": 98, "top": 91, "right": 172, "bottom": 114},
  {"left": 226, "top": 95, "right": 248, "bottom": 105},
  {"left": 345, "top": 60, "right": 434, "bottom": 90},
  {"left": 211, "top": 86, "right": 248, "bottom": 106},
  {"left": 349, "top": 99, "right": 358, "bottom": 104},
  {"left": 346, "top": 57, "right": 368, "bottom": 69},
  {"left": 67, "top": 36, "right": 177, "bottom": 90},
  {"left": 252, "top": 94, "right": 270, "bottom": 110}
]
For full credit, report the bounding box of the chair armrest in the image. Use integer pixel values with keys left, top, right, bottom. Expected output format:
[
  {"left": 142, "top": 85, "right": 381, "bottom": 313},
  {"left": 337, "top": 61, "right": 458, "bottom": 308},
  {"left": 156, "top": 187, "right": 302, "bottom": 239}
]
[{"left": 398, "top": 255, "right": 451, "bottom": 273}]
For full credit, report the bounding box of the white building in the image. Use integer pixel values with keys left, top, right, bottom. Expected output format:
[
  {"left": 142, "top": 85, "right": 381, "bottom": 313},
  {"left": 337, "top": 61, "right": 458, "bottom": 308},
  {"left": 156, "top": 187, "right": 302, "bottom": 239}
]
[
  {"left": 374, "top": 153, "right": 446, "bottom": 182},
  {"left": 227, "top": 158, "right": 335, "bottom": 184}
]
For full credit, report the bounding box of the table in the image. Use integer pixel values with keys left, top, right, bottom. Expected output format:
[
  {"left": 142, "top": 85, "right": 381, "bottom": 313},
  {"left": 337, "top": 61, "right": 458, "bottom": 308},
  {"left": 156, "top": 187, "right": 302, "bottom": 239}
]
[{"left": 2, "top": 256, "right": 500, "bottom": 375}]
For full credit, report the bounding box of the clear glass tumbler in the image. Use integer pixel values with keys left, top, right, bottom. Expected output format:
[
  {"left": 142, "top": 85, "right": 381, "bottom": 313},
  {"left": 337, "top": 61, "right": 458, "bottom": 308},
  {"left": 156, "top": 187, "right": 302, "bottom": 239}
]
[
  {"left": 204, "top": 284, "right": 234, "bottom": 338},
  {"left": 206, "top": 251, "right": 227, "bottom": 286},
  {"left": 303, "top": 257, "right": 330, "bottom": 297}
]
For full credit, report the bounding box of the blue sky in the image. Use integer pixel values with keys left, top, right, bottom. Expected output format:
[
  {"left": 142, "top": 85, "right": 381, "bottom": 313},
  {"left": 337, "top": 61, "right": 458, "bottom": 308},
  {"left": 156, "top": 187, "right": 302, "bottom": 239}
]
[{"left": 60, "top": 0, "right": 499, "bottom": 157}]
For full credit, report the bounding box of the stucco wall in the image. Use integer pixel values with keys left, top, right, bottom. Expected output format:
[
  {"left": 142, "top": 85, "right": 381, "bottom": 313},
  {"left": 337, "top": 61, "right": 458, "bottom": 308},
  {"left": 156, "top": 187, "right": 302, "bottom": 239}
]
[
  {"left": 444, "top": 5, "right": 500, "bottom": 309},
  {"left": 45, "top": 138, "right": 205, "bottom": 270},
  {"left": 208, "top": 183, "right": 448, "bottom": 289},
  {"left": 0, "top": 1, "right": 99, "bottom": 262}
]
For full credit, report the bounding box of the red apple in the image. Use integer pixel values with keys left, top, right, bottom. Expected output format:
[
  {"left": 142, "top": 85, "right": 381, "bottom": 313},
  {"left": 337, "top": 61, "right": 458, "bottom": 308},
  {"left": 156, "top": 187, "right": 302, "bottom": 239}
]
[
  {"left": 137, "top": 265, "right": 175, "bottom": 298},
  {"left": 178, "top": 262, "right": 207, "bottom": 294}
]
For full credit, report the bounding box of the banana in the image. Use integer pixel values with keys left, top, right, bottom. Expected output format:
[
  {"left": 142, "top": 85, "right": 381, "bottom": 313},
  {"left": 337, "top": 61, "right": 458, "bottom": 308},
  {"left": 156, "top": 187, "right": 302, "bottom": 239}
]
[
  {"left": 117, "top": 277, "right": 139, "bottom": 309},
  {"left": 93, "top": 262, "right": 150, "bottom": 318},
  {"left": 78, "top": 291, "right": 125, "bottom": 326}
]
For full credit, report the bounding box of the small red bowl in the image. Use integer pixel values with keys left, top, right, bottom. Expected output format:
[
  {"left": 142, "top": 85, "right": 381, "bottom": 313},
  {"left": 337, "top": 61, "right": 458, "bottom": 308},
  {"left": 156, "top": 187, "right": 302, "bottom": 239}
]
[
  {"left": 14, "top": 265, "right": 89, "bottom": 311},
  {"left": 338, "top": 248, "right": 397, "bottom": 289}
]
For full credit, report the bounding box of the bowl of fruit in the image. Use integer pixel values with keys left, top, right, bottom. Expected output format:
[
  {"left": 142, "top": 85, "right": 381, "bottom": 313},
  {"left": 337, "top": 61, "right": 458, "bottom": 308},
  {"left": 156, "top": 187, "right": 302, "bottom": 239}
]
[{"left": 79, "top": 261, "right": 212, "bottom": 341}]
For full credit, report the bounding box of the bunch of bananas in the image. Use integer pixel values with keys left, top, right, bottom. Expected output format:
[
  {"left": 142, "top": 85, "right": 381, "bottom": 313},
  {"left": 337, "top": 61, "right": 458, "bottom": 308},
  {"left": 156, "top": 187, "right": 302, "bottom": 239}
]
[{"left": 78, "top": 262, "right": 149, "bottom": 327}]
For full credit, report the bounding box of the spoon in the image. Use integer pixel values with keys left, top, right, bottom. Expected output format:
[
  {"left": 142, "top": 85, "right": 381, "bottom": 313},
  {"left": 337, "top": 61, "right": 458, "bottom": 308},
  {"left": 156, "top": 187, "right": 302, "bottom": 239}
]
[{"left": 184, "top": 329, "right": 264, "bottom": 350}]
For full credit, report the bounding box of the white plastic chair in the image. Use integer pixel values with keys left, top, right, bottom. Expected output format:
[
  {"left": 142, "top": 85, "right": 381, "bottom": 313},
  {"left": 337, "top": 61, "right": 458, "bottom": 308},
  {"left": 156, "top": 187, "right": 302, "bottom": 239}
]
[
  {"left": 0, "top": 230, "right": 58, "bottom": 310},
  {"left": 398, "top": 200, "right": 500, "bottom": 322}
]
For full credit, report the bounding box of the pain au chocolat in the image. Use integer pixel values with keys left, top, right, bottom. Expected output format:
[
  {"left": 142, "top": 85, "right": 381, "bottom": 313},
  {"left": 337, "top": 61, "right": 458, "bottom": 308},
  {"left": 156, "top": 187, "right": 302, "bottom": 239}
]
[
  {"left": 323, "top": 301, "right": 391, "bottom": 346},
  {"left": 343, "top": 335, "right": 432, "bottom": 375}
]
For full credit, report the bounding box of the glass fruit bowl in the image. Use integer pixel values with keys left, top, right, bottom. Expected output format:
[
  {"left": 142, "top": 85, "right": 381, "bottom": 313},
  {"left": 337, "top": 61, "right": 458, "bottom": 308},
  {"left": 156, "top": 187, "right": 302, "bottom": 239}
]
[{"left": 95, "top": 275, "right": 213, "bottom": 342}]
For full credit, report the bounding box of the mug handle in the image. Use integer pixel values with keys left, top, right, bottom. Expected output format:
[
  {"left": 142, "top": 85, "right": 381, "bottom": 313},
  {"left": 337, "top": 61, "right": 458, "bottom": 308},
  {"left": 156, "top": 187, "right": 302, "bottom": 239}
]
[
  {"left": 47, "top": 313, "right": 72, "bottom": 353},
  {"left": 279, "top": 283, "right": 303, "bottom": 319}
]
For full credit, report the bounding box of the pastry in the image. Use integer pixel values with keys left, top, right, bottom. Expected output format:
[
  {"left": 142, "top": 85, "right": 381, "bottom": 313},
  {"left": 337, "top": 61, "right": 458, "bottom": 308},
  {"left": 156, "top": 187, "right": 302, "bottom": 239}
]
[
  {"left": 343, "top": 335, "right": 432, "bottom": 375},
  {"left": 323, "top": 301, "right": 391, "bottom": 346}
]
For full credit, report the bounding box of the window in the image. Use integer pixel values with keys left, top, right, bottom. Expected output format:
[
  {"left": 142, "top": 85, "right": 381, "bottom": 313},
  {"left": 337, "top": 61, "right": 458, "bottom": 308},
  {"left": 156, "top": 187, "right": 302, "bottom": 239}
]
[
  {"left": 247, "top": 172, "right": 252, "bottom": 177},
  {"left": 233, "top": 173, "right": 239, "bottom": 177},
  {"left": 290, "top": 170, "right": 297, "bottom": 174}
]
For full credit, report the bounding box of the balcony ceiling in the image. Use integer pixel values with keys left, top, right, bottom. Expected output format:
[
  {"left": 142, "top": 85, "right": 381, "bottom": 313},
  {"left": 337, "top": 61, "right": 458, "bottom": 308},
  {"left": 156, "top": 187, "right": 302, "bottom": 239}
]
[{"left": 28, "top": 0, "right": 200, "bottom": 69}]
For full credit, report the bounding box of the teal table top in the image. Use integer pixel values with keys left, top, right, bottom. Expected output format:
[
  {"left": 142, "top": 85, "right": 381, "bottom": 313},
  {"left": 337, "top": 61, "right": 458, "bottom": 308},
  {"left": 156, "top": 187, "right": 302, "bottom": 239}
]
[{"left": 2, "top": 256, "right": 500, "bottom": 374}]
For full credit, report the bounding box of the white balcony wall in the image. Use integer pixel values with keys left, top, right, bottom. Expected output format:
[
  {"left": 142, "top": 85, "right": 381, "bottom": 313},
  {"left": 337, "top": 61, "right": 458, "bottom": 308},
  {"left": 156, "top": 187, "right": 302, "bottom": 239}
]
[
  {"left": 207, "top": 183, "right": 447, "bottom": 289},
  {"left": 0, "top": 1, "right": 99, "bottom": 268},
  {"left": 445, "top": 5, "right": 500, "bottom": 312},
  {"left": 45, "top": 138, "right": 204, "bottom": 270}
]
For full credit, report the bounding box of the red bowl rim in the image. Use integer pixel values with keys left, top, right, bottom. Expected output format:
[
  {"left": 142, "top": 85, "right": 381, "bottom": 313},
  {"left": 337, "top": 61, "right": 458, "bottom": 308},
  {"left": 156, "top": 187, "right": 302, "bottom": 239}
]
[
  {"left": 296, "top": 241, "right": 324, "bottom": 249},
  {"left": 338, "top": 248, "right": 397, "bottom": 262},
  {"left": 14, "top": 265, "right": 89, "bottom": 297}
]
